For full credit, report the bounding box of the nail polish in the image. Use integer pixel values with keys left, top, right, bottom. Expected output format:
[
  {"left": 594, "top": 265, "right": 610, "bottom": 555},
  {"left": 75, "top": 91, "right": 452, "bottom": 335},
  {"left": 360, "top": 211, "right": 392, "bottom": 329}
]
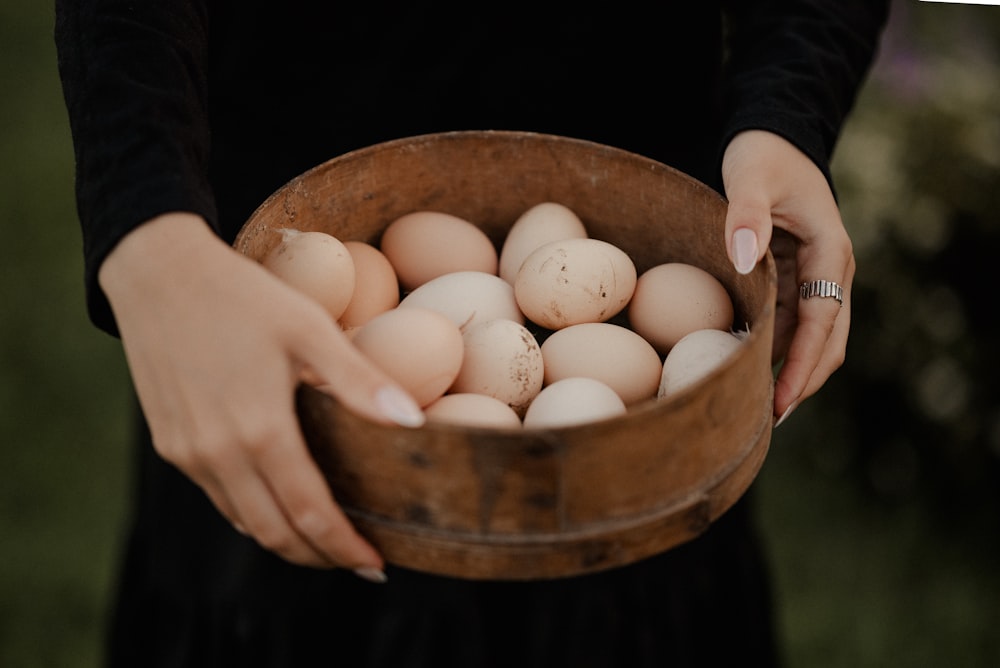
[
  {"left": 732, "top": 228, "right": 758, "bottom": 275},
  {"left": 353, "top": 567, "right": 389, "bottom": 584},
  {"left": 774, "top": 402, "right": 797, "bottom": 428},
  {"left": 374, "top": 385, "right": 425, "bottom": 428}
]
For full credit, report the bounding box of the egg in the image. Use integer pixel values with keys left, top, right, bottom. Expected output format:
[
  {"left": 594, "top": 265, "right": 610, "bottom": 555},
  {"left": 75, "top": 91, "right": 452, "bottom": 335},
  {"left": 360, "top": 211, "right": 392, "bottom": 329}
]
[
  {"left": 498, "top": 201, "right": 588, "bottom": 284},
  {"left": 397, "top": 271, "right": 524, "bottom": 331},
  {"left": 450, "top": 318, "right": 545, "bottom": 414},
  {"left": 540, "top": 322, "right": 662, "bottom": 405},
  {"left": 627, "top": 262, "right": 735, "bottom": 355},
  {"left": 262, "top": 229, "right": 355, "bottom": 320},
  {"left": 522, "top": 377, "right": 627, "bottom": 429},
  {"left": 379, "top": 211, "right": 498, "bottom": 291},
  {"left": 338, "top": 240, "right": 400, "bottom": 332},
  {"left": 351, "top": 307, "right": 465, "bottom": 407},
  {"left": 657, "top": 328, "right": 745, "bottom": 399},
  {"left": 514, "top": 238, "right": 637, "bottom": 330},
  {"left": 424, "top": 393, "right": 523, "bottom": 429}
]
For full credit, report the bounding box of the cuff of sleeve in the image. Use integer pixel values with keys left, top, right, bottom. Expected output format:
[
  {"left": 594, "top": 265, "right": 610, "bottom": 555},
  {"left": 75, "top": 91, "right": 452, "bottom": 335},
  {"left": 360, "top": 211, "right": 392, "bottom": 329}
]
[{"left": 716, "top": 111, "right": 837, "bottom": 199}]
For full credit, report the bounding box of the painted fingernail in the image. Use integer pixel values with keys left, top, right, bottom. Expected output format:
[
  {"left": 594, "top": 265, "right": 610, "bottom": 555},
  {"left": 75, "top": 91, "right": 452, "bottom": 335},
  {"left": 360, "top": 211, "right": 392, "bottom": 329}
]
[
  {"left": 774, "top": 402, "right": 798, "bottom": 428},
  {"left": 353, "top": 567, "right": 389, "bottom": 584},
  {"left": 733, "top": 228, "right": 759, "bottom": 275},
  {"left": 374, "top": 385, "right": 425, "bottom": 428}
]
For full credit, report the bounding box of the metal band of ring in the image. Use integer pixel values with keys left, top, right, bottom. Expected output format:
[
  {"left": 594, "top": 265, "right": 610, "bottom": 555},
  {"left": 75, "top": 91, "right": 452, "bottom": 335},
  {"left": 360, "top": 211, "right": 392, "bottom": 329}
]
[{"left": 799, "top": 279, "right": 844, "bottom": 305}]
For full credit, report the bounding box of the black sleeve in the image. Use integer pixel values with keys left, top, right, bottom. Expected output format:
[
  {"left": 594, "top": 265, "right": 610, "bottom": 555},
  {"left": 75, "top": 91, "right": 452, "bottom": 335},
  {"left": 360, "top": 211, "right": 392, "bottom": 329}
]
[
  {"left": 718, "top": 0, "right": 891, "bottom": 187},
  {"left": 55, "top": 0, "right": 217, "bottom": 336}
]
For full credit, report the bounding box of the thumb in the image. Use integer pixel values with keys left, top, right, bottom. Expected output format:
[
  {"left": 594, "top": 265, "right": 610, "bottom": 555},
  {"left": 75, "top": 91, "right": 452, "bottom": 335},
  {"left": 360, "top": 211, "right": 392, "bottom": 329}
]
[
  {"left": 723, "top": 188, "right": 774, "bottom": 276},
  {"left": 295, "top": 317, "right": 426, "bottom": 428}
]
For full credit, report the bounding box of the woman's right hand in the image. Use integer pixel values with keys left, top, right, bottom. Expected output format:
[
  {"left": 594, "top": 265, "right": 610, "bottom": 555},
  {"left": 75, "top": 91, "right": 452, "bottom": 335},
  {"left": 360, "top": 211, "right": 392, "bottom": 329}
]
[{"left": 99, "top": 212, "right": 424, "bottom": 579}]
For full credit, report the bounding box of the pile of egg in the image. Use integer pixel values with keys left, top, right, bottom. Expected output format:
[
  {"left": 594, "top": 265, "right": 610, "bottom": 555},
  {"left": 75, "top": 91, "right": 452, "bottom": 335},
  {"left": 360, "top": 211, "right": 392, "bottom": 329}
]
[{"left": 261, "top": 202, "right": 747, "bottom": 429}]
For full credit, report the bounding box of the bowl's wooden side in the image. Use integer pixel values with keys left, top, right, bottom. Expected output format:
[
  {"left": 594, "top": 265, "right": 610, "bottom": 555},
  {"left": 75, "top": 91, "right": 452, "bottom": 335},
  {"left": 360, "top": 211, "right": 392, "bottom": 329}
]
[{"left": 237, "top": 130, "right": 777, "bottom": 580}]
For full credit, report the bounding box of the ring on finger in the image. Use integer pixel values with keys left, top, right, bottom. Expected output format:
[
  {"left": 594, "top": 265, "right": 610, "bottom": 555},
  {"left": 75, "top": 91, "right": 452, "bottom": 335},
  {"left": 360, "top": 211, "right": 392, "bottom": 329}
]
[{"left": 799, "top": 279, "right": 844, "bottom": 306}]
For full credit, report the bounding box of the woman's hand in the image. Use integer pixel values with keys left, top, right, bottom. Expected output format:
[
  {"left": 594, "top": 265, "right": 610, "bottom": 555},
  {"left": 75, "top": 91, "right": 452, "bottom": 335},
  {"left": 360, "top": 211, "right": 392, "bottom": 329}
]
[
  {"left": 99, "top": 212, "right": 424, "bottom": 579},
  {"left": 721, "top": 130, "right": 854, "bottom": 425}
]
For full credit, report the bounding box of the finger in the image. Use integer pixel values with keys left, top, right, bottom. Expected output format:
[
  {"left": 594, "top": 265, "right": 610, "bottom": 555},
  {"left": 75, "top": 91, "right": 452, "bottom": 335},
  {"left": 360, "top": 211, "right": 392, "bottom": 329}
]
[
  {"left": 254, "top": 427, "right": 383, "bottom": 571},
  {"left": 191, "top": 439, "right": 336, "bottom": 567},
  {"left": 724, "top": 194, "right": 775, "bottom": 276},
  {"left": 773, "top": 299, "right": 842, "bottom": 420},
  {"left": 799, "top": 290, "right": 851, "bottom": 401},
  {"left": 774, "top": 256, "right": 853, "bottom": 422},
  {"left": 794, "top": 260, "right": 854, "bottom": 402},
  {"left": 224, "top": 462, "right": 335, "bottom": 567}
]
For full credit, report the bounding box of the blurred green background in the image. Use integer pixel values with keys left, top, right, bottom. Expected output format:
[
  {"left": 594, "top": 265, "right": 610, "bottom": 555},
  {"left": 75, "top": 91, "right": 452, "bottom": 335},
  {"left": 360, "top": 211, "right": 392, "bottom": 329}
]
[{"left": 2, "top": 1, "right": 998, "bottom": 666}]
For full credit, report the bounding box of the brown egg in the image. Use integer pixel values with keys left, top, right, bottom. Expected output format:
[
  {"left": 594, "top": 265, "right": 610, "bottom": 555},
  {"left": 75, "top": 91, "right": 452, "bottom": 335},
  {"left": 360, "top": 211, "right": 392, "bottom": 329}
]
[
  {"left": 351, "top": 307, "right": 464, "bottom": 407},
  {"left": 498, "top": 201, "right": 588, "bottom": 284},
  {"left": 262, "top": 229, "right": 355, "bottom": 320},
  {"left": 540, "top": 322, "right": 662, "bottom": 406},
  {"left": 338, "top": 241, "right": 400, "bottom": 332},
  {"left": 424, "top": 393, "right": 523, "bottom": 429},
  {"left": 627, "top": 262, "right": 734, "bottom": 355},
  {"left": 379, "top": 211, "right": 498, "bottom": 291},
  {"left": 514, "top": 238, "right": 637, "bottom": 330}
]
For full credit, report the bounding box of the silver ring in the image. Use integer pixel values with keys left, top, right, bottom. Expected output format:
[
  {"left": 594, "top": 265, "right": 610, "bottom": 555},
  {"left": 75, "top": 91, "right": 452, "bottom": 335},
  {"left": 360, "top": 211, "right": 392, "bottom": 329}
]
[{"left": 800, "top": 279, "right": 844, "bottom": 305}]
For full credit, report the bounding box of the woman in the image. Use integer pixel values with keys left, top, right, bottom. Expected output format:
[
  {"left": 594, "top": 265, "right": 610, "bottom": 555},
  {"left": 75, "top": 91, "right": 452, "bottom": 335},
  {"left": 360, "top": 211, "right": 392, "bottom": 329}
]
[{"left": 56, "top": 2, "right": 888, "bottom": 666}]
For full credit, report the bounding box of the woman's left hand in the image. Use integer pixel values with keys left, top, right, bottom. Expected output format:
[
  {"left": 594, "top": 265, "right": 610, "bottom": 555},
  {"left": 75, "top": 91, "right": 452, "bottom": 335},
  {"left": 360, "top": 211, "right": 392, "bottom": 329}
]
[{"left": 721, "top": 130, "right": 854, "bottom": 425}]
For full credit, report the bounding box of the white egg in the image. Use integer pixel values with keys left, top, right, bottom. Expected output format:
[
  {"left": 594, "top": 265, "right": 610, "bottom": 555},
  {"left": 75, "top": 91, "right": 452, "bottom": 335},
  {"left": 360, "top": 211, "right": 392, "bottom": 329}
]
[
  {"left": 522, "top": 377, "right": 627, "bottom": 429},
  {"left": 657, "top": 328, "right": 744, "bottom": 399},
  {"left": 397, "top": 271, "right": 524, "bottom": 331}
]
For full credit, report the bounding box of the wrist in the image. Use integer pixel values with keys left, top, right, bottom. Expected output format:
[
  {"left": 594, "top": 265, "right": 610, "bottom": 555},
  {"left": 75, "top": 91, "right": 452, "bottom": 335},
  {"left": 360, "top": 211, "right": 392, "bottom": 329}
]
[{"left": 98, "top": 212, "right": 222, "bottom": 306}]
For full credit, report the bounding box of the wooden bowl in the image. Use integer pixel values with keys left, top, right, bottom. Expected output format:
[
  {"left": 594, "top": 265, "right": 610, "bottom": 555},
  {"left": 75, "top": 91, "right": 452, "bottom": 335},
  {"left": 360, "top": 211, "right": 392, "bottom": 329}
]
[{"left": 234, "top": 130, "right": 776, "bottom": 580}]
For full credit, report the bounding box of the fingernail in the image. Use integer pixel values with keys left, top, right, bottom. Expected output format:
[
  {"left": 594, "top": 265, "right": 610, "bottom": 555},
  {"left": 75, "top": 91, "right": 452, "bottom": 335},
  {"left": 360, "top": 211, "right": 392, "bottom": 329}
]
[
  {"left": 774, "top": 402, "right": 798, "bottom": 428},
  {"left": 374, "top": 385, "right": 425, "bottom": 428},
  {"left": 353, "top": 566, "right": 388, "bottom": 584},
  {"left": 733, "top": 228, "right": 759, "bottom": 275}
]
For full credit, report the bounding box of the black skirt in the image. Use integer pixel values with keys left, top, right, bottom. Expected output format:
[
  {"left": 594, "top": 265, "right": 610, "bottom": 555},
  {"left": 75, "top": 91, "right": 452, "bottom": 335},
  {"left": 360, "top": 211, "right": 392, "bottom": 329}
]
[{"left": 106, "top": 412, "right": 781, "bottom": 668}]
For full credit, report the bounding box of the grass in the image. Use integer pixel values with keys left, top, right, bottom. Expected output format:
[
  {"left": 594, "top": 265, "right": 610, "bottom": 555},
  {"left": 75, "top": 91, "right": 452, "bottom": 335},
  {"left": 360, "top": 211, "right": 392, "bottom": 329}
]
[{"left": 2, "top": 2, "right": 998, "bottom": 667}]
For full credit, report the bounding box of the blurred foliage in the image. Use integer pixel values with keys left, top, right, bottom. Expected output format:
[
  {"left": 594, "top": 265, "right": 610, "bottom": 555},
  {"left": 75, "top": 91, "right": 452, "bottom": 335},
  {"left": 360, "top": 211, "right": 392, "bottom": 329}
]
[{"left": 828, "top": 0, "right": 1000, "bottom": 522}]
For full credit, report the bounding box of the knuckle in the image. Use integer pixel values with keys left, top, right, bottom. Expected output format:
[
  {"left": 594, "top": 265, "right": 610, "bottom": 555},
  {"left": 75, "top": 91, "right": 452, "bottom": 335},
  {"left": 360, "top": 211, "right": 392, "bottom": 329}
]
[
  {"left": 253, "top": 524, "right": 298, "bottom": 555},
  {"left": 291, "top": 507, "right": 333, "bottom": 542},
  {"left": 237, "top": 418, "right": 289, "bottom": 458},
  {"left": 191, "top": 428, "right": 243, "bottom": 473}
]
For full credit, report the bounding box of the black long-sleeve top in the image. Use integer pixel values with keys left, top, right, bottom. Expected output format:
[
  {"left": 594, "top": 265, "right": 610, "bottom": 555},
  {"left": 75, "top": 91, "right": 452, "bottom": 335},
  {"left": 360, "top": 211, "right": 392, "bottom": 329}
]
[{"left": 56, "top": 1, "right": 888, "bottom": 337}]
